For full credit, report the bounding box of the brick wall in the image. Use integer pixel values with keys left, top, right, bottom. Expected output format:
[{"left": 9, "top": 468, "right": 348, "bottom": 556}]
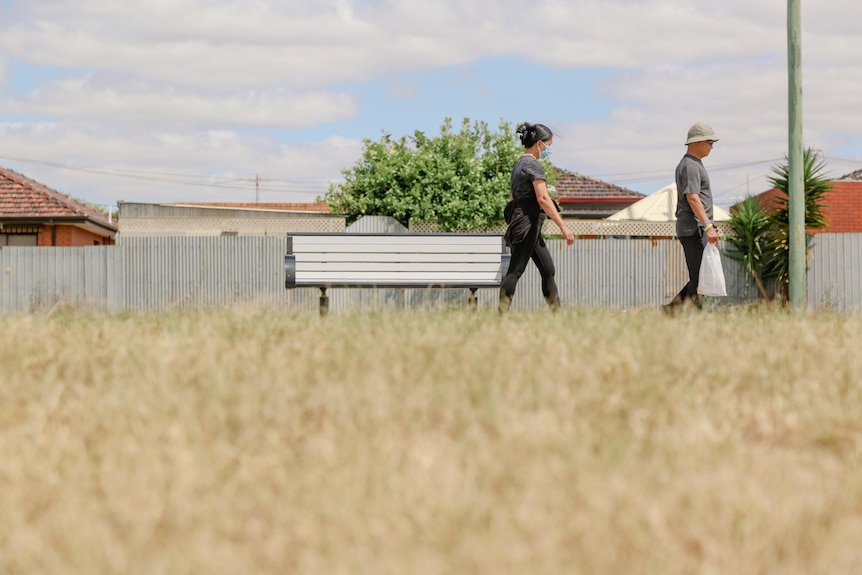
[
  {"left": 752, "top": 182, "right": 862, "bottom": 233},
  {"left": 37, "top": 225, "right": 114, "bottom": 246}
]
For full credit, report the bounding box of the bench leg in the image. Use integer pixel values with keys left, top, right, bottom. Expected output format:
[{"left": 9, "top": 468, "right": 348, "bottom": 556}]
[
  {"left": 319, "top": 288, "right": 329, "bottom": 316},
  {"left": 468, "top": 288, "right": 478, "bottom": 311}
]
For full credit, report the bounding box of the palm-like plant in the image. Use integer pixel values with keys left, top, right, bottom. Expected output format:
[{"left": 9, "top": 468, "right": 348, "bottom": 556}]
[
  {"left": 762, "top": 148, "right": 831, "bottom": 299},
  {"left": 726, "top": 195, "right": 772, "bottom": 301}
]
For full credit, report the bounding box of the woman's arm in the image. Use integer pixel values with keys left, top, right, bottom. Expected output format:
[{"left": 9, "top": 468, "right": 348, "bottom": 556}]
[{"left": 533, "top": 179, "right": 574, "bottom": 245}]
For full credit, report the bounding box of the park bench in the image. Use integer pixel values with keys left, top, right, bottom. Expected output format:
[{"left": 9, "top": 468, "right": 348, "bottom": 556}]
[{"left": 284, "top": 233, "right": 510, "bottom": 315}]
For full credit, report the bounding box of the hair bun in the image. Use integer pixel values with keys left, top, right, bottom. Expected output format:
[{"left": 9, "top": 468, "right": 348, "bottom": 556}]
[{"left": 516, "top": 122, "right": 534, "bottom": 144}]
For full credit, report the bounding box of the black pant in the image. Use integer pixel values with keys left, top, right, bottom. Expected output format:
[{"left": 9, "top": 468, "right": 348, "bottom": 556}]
[
  {"left": 501, "top": 216, "right": 558, "bottom": 301},
  {"left": 675, "top": 231, "right": 707, "bottom": 302}
]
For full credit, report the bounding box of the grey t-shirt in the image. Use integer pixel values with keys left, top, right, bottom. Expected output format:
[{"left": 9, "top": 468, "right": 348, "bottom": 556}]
[
  {"left": 675, "top": 154, "right": 714, "bottom": 237},
  {"left": 510, "top": 155, "right": 545, "bottom": 218}
]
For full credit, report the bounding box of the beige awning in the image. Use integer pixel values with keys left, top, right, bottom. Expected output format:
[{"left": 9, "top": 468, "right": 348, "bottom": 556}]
[{"left": 607, "top": 183, "right": 731, "bottom": 221}]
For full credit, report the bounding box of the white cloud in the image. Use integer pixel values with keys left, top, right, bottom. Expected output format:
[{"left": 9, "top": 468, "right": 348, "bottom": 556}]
[
  {"left": 0, "top": 122, "right": 363, "bottom": 205},
  {"left": 556, "top": 50, "right": 862, "bottom": 206},
  {"left": 1, "top": 76, "right": 359, "bottom": 128},
  {"left": 1, "top": 0, "right": 433, "bottom": 91},
  {"left": 0, "top": 0, "right": 800, "bottom": 90},
  {"left": 1, "top": 0, "right": 861, "bottom": 209},
  {"left": 2, "top": 0, "right": 853, "bottom": 96}
]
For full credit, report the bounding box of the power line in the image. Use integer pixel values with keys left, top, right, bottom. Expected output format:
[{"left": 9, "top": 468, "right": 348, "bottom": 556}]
[
  {"left": 714, "top": 173, "right": 771, "bottom": 198},
  {"left": 0, "top": 153, "right": 335, "bottom": 194},
  {"left": 824, "top": 154, "right": 862, "bottom": 164},
  {"left": 593, "top": 158, "right": 784, "bottom": 185}
]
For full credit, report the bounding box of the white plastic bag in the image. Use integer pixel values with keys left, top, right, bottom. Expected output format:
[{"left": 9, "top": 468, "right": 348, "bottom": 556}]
[{"left": 698, "top": 243, "right": 727, "bottom": 297}]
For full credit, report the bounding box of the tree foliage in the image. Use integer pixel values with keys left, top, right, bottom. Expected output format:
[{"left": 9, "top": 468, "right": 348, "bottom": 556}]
[
  {"left": 726, "top": 195, "right": 772, "bottom": 301},
  {"left": 762, "top": 148, "right": 831, "bottom": 297},
  {"left": 324, "top": 118, "right": 555, "bottom": 231}
]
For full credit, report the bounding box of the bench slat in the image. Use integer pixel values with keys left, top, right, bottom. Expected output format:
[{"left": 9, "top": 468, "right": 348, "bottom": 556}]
[
  {"left": 294, "top": 271, "right": 503, "bottom": 285},
  {"left": 291, "top": 243, "right": 504, "bottom": 255},
  {"left": 291, "top": 235, "right": 503, "bottom": 247},
  {"left": 297, "top": 262, "right": 503, "bottom": 273},
  {"left": 293, "top": 253, "right": 503, "bottom": 264}
]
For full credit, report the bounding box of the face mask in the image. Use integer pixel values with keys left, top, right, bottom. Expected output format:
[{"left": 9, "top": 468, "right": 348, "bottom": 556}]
[{"left": 539, "top": 142, "right": 552, "bottom": 160}]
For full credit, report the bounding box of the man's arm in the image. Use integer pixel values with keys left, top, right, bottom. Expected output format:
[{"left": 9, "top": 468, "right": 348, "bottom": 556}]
[{"left": 685, "top": 194, "right": 720, "bottom": 244}]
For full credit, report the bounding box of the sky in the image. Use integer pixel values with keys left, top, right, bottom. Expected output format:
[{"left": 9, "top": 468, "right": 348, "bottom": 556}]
[{"left": 1, "top": 0, "right": 861, "bottom": 213}]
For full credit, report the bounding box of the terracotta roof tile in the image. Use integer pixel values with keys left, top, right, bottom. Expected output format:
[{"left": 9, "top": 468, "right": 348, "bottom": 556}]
[
  {"left": 0, "top": 165, "right": 117, "bottom": 230},
  {"left": 552, "top": 168, "right": 645, "bottom": 200},
  {"left": 743, "top": 180, "right": 862, "bottom": 233}
]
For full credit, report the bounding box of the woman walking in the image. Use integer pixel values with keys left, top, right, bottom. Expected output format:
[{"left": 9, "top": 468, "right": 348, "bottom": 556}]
[{"left": 500, "top": 122, "right": 575, "bottom": 313}]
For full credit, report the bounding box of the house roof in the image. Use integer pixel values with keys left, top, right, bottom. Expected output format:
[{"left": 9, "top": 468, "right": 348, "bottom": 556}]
[
  {"left": 607, "top": 183, "right": 731, "bottom": 222},
  {"left": 552, "top": 168, "right": 645, "bottom": 201},
  {"left": 837, "top": 169, "right": 862, "bottom": 181},
  {"left": 0, "top": 165, "right": 117, "bottom": 232},
  {"left": 738, "top": 178, "right": 862, "bottom": 233}
]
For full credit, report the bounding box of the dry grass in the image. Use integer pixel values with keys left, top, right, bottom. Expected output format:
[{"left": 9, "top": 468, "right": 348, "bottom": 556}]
[{"left": 1, "top": 305, "right": 861, "bottom": 574}]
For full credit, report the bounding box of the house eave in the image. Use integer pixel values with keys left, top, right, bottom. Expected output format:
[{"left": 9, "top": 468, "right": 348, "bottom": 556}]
[{"left": 0, "top": 216, "right": 118, "bottom": 237}]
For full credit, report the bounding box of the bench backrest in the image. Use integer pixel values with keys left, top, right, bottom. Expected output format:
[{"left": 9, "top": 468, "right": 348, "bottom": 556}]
[{"left": 285, "top": 233, "right": 509, "bottom": 289}]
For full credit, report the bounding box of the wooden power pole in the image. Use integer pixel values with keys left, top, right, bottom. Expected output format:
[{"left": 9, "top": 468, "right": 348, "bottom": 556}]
[{"left": 787, "top": 0, "right": 806, "bottom": 309}]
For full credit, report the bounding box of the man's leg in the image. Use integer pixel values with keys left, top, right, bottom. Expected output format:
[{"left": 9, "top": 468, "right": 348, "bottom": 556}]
[
  {"left": 667, "top": 233, "right": 706, "bottom": 308},
  {"left": 679, "top": 233, "right": 706, "bottom": 301}
]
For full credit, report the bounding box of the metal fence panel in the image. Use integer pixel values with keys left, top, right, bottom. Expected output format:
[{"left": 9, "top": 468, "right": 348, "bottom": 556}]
[
  {"left": 480, "top": 238, "right": 752, "bottom": 311},
  {"left": 2, "top": 234, "right": 860, "bottom": 313},
  {"left": 118, "top": 236, "right": 299, "bottom": 311},
  {"left": 0, "top": 246, "right": 117, "bottom": 312},
  {"left": 557, "top": 239, "right": 668, "bottom": 309},
  {"left": 808, "top": 233, "right": 862, "bottom": 312}
]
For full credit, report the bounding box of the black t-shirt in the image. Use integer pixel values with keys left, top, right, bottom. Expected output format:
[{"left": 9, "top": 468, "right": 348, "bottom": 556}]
[{"left": 510, "top": 155, "right": 545, "bottom": 218}]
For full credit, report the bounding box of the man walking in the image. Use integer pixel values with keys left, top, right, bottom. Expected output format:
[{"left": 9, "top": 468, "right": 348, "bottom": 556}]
[{"left": 665, "top": 122, "right": 721, "bottom": 311}]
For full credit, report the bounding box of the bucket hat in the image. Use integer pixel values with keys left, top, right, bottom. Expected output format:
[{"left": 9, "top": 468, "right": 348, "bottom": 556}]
[{"left": 685, "top": 123, "right": 719, "bottom": 145}]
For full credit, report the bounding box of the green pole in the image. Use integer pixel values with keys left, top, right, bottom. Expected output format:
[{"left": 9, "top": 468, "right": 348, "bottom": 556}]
[{"left": 787, "top": 0, "right": 806, "bottom": 309}]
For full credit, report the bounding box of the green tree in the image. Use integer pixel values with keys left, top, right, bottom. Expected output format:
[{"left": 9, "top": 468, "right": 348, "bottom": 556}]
[
  {"left": 324, "top": 118, "right": 556, "bottom": 231},
  {"left": 726, "top": 195, "right": 772, "bottom": 302},
  {"left": 762, "top": 148, "right": 831, "bottom": 299}
]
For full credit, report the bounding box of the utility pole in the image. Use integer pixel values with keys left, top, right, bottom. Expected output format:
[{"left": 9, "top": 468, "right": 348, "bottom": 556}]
[
  {"left": 255, "top": 174, "right": 260, "bottom": 204},
  {"left": 787, "top": 0, "right": 806, "bottom": 309}
]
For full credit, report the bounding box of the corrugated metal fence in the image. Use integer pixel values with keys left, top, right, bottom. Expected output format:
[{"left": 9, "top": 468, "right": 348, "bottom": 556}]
[
  {"left": 1, "top": 234, "right": 860, "bottom": 313},
  {"left": 122, "top": 236, "right": 290, "bottom": 311},
  {"left": 0, "top": 246, "right": 120, "bottom": 312},
  {"left": 808, "top": 233, "right": 862, "bottom": 312}
]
